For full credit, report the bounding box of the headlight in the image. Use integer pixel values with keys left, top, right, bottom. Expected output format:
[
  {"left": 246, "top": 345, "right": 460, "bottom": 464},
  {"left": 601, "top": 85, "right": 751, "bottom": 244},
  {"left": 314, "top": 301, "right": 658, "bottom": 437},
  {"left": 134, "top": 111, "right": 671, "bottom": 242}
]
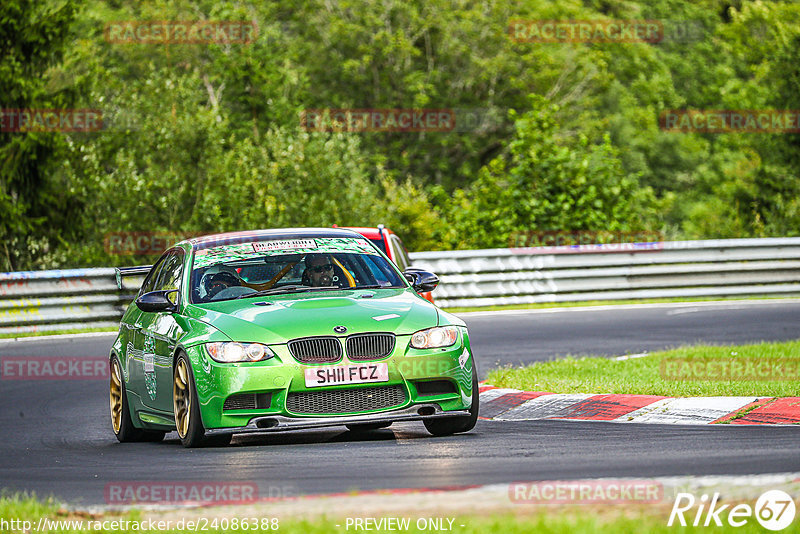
[
  {"left": 410, "top": 326, "right": 459, "bottom": 349},
  {"left": 205, "top": 342, "right": 275, "bottom": 363}
]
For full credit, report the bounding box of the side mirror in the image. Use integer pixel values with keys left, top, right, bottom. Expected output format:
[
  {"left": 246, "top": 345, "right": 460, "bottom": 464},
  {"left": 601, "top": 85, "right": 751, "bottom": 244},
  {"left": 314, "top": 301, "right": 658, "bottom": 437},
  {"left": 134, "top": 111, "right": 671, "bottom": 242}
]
[
  {"left": 136, "top": 290, "right": 178, "bottom": 313},
  {"left": 403, "top": 268, "right": 439, "bottom": 293}
]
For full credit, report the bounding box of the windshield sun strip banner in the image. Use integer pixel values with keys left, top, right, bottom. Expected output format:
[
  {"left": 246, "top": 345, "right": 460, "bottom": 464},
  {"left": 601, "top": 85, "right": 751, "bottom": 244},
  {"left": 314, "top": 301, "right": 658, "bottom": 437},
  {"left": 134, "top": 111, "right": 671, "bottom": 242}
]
[{"left": 192, "top": 237, "right": 378, "bottom": 269}]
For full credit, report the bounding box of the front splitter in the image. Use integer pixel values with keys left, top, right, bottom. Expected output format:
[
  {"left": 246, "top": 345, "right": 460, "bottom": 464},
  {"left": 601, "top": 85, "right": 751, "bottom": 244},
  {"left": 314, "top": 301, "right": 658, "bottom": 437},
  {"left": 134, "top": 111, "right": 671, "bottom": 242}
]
[{"left": 205, "top": 403, "right": 471, "bottom": 435}]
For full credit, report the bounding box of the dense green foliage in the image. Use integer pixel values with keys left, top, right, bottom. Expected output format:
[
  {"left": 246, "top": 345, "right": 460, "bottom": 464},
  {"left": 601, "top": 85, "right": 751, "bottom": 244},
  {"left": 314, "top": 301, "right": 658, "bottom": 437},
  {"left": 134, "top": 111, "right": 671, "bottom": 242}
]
[{"left": 2, "top": 0, "right": 800, "bottom": 270}]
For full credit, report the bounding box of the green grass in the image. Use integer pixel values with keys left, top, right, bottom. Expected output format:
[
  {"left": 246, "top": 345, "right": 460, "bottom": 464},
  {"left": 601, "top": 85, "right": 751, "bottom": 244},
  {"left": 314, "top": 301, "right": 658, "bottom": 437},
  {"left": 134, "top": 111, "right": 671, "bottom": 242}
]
[
  {"left": 486, "top": 340, "right": 800, "bottom": 397},
  {"left": 0, "top": 493, "right": 775, "bottom": 533},
  {"left": 0, "top": 327, "right": 117, "bottom": 340},
  {"left": 0, "top": 492, "right": 63, "bottom": 522},
  {"left": 446, "top": 295, "right": 798, "bottom": 313}
]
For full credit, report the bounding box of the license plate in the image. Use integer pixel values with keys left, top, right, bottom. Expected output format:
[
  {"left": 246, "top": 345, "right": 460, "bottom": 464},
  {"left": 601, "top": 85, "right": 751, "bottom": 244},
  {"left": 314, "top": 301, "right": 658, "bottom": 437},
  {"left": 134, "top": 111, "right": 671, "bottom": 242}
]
[{"left": 304, "top": 362, "right": 389, "bottom": 388}]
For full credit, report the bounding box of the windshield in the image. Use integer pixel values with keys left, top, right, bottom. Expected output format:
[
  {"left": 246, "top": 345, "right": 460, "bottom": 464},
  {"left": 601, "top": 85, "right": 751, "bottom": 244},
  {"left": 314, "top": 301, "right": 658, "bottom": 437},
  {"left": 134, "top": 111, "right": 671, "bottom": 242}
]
[
  {"left": 368, "top": 237, "right": 387, "bottom": 254},
  {"left": 190, "top": 237, "right": 407, "bottom": 303}
]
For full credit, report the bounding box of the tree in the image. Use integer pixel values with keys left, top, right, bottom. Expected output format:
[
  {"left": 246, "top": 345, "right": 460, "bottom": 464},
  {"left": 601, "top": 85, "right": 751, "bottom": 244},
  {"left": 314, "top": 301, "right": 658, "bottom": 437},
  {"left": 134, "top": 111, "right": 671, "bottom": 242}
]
[
  {"left": 443, "top": 95, "right": 657, "bottom": 249},
  {"left": 0, "top": 0, "right": 81, "bottom": 270}
]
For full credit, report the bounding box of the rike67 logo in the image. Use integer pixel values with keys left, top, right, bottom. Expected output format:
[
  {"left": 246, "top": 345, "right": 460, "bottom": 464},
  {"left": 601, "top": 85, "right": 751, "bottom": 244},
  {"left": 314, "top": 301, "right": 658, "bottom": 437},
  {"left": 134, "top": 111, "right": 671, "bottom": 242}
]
[{"left": 668, "top": 490, "right": 796, "bottom": 530}]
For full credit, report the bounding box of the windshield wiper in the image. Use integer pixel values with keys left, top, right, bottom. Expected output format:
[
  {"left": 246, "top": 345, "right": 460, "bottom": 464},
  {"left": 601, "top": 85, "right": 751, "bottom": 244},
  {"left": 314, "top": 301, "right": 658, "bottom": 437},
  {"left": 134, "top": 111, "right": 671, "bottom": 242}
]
[
  {"left": 342, "top": 284, "right": 405, "bottom": 290},
  {"left": 342, "top": 284, "right": 382, "bottom": 289},
  {"left": 236, "top": 285, "right": 339, "bottom": 299}
]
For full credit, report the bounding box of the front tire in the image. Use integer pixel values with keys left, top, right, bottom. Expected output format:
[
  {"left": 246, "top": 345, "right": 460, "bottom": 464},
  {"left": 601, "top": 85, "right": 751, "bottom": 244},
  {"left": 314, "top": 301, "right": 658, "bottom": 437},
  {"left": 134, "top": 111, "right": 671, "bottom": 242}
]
[
  {"left": 110, "top": 356, "right": 165, "bottom": 443},
  {"left": 423, "top": 366, "right": 479, "bottom": 437},
  {"left": 173, "top": 354, "right": 206, "bottom": 448}
]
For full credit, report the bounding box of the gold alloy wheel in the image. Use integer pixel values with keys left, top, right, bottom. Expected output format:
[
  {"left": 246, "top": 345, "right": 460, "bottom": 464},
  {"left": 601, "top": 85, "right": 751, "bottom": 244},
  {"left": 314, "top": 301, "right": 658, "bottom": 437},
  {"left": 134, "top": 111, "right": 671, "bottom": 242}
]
[
  {"left": 173, "top": 359, "right": 191, "bottom": 438},
  {"left": 109, "top": 359, "right": 123, "bottom": 433}
]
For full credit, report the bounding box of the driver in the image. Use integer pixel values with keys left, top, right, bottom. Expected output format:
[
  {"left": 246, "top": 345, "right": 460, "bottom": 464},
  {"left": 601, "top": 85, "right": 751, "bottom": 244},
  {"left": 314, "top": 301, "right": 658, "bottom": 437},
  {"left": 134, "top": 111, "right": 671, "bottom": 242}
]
[
  {"left": 304, "top": 254, "right": 335, "bottom": 287},
  {"left": 204, "top": 271, "right": 240, "bottom": 299}
]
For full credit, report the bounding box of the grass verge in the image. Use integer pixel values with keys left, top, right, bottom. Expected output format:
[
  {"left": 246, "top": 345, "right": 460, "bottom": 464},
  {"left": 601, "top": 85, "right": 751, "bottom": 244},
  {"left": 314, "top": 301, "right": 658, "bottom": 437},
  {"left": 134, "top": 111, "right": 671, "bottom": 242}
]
[
  {"left": 0, "top": 493, "right": 773, "bottom": 534},
  {"left": 486, "top": 340, "right": 800, "bottom": 397}
]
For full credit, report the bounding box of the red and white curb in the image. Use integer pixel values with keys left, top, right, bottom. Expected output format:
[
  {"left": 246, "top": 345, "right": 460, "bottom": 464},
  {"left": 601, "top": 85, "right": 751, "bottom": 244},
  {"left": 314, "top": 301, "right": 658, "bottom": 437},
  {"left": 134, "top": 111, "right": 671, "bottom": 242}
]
[{"left": 478, "top": 385, "right": 800, "bottom": 425}]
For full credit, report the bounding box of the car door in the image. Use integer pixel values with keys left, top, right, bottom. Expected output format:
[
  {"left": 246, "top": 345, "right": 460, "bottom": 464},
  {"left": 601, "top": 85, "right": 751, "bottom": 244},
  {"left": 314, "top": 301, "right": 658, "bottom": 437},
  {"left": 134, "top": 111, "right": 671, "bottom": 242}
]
[
  {"left": 126, "top": 256, "right": 167, "bottom": 403},
  {"left": 137, "top": 249, "right": 187, "bottom": 413}
]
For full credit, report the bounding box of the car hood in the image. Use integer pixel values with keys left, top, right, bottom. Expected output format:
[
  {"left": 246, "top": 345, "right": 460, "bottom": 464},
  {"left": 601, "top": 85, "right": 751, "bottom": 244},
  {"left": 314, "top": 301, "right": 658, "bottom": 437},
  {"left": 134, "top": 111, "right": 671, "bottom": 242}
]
[{"left": 184, "top": 288, "right": 439, "bottom": 344}]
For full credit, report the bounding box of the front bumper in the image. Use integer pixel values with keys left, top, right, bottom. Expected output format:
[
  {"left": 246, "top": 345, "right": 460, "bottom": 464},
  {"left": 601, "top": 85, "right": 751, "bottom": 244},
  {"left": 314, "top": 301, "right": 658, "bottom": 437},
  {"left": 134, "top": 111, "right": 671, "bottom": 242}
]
[
  {"left": 205, "top": 403, "right": 470, "bottom": 435},
  {"left": 185, "top": 329, "right": 476, "bottom": 431}
]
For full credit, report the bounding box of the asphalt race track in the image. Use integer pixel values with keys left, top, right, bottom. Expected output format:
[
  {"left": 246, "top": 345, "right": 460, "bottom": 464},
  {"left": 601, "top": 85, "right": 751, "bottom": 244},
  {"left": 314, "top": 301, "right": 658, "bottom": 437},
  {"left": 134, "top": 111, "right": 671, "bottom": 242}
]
[
  {"left": 1, "top": 300, "right": 799, "bottom": 506},
  {"left": 465, "top": 299, "right": 800, "bottom": 371}
]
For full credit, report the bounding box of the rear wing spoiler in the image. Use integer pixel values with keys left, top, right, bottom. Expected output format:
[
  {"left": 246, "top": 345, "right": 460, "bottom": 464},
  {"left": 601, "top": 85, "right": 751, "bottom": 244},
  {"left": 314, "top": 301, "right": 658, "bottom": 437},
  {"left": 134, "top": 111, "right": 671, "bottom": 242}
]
[{"left": 115, "top": 266, "right": 152, "bottom": 290}]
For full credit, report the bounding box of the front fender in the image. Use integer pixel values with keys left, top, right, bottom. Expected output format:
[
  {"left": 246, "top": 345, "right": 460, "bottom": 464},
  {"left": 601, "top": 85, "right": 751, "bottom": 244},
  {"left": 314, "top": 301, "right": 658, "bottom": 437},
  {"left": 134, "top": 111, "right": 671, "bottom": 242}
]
[{"left": 174, "top": 315, "right": 232, "bottom": 348}]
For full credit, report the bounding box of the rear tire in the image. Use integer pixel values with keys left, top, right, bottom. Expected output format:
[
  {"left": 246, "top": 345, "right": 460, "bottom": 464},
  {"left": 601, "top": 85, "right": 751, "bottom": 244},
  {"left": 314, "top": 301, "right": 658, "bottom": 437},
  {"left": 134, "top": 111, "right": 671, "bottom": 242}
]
[
  {"left": 110, "top": 356, "right": 165, "bottom": 443},
  {"left": 346, "top": 422, "right": 392, "bottom": 432},
  {"left": 423, "top": 366, "right": 479, "bottom": 437}
]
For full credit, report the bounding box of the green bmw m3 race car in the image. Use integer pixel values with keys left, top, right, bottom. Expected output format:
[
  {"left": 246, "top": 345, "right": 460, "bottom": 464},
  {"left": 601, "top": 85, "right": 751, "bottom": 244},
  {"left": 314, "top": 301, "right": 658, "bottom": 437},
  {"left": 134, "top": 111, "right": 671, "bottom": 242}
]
[{"left": 109, "top": 228, "right": 478, "bottom": 447}]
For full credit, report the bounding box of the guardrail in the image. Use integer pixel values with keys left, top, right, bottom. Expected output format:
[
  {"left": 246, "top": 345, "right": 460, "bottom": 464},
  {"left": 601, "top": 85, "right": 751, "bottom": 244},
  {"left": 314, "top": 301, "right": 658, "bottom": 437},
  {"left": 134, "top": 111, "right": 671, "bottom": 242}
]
[
  {"left": 0, "top": 268, "right": 144, "bottom": 335},
  {"left": 1, "top": 238, "right": 799, "bottom": 334},
  {"left": 409, "top": 237, "right": 800, "bottom": 308}
]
